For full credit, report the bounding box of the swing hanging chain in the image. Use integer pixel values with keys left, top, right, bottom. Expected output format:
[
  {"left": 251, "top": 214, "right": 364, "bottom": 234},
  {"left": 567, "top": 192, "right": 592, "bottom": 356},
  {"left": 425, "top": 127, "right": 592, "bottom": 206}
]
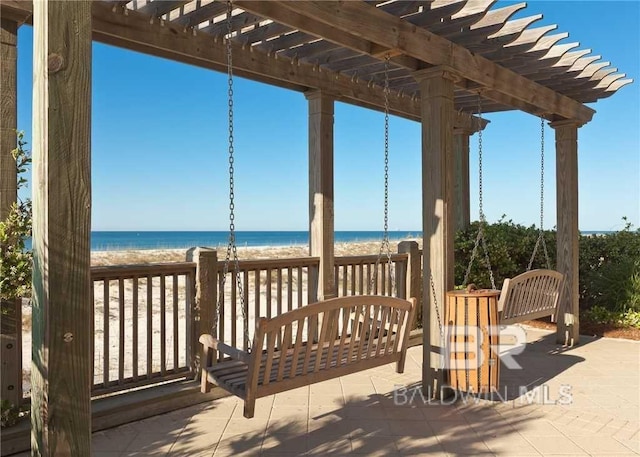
[
  {"left": 215, "top": 0, "right": 251, "bottom": 351},
  {"left": 372, "top": 54, "right": 396, "bottom": 296},
  {"left": 528, "top": 116, "right": 552, "bottom": 271},
  {"left": 463, "top": 94, "right": 496, "bottom": 290}
]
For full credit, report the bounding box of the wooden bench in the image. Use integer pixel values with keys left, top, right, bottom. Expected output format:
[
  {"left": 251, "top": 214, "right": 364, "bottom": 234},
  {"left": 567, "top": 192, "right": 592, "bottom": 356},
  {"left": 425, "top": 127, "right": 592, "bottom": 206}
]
[
  {"left": 200, "top": 295, "right": 416, "bottom": 418},
  {"left": 498, "top": 269, "right": 564, "bottom": 324}
]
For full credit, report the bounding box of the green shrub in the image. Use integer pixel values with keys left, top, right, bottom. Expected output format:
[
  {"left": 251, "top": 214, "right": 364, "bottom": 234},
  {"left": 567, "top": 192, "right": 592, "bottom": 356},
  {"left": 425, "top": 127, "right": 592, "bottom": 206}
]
[
  {"left": 454, "top": 216, "right": 556, "bottom": 289},
  {"left": 0, "top": 132, "right": 32, "bottom": 303},
  {"left": 582, "top": 306, "right": 640, "bottom": 329},
  {"left": 454, "top": 217, "right": 640, "bottom": 317}
]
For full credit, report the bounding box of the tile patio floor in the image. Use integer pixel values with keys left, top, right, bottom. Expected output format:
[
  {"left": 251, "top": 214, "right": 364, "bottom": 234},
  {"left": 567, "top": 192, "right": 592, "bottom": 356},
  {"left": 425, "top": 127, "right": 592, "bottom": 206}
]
[{"left": 15, "top": 328, "right": 640, "bottom": 456}]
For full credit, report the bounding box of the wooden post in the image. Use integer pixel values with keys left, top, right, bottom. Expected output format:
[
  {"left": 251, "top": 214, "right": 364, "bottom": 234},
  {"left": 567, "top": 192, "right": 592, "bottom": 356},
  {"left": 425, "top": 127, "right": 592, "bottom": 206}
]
[
  {"left": 415, "top": 68, "right": 456, "bottom": 398},
  {"left": 552, "top": 119, "right": 581, "bottom": 346},
  {"left": 31, "top": 1, "right": 92, "bottom": 454},
  {"left": 453, "top": 130, "right": 471, "bottom": 231},
  {"left": 398, "top": 241, "right": 421, "bottom": 328},
  {"left": 187, "top": 248, "right": 217, "bottom": 373},
  {"left": 306, "top": 90, "right": 336, "bottom": 301},
  {"left": 0, "top": 17, "right": 22, "bottom": 410},
  {"left": 1, "top": 18, "right": 17, "bottom": 220}
]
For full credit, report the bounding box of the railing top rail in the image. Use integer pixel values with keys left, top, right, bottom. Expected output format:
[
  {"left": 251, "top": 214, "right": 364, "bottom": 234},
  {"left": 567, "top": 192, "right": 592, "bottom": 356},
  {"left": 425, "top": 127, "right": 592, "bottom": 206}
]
[
  {"left": 223, "top": 257, "right": 320, "bottom": 271},
  {"left": 334, "top": 253, "right": 408, "bottom": 265},
  {"left": 91, "top": 262, "right": 197, "bottom": 280}
]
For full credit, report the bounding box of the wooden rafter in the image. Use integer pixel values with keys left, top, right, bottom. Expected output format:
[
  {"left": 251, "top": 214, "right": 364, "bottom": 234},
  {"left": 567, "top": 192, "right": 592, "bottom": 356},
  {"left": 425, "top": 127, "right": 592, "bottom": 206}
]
[{"left": 4, "top": 0, "right": 631, "bottom": 121}]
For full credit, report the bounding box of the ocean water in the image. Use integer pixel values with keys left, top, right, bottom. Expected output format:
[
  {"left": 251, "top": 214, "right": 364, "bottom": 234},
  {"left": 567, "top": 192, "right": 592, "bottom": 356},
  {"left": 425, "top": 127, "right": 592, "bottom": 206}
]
[
  {"left": 24, "top": 230, "right": 614, "bottom": 252},
  {"left": 87, "top": 231, "right": 421, "bottom": 251}
]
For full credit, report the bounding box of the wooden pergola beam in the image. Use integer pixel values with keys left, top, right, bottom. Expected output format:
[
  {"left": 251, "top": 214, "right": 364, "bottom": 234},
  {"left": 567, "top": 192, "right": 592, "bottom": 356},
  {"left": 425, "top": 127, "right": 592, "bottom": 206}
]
[{"left": 250, "top": 1, "right": 595, "bottom": 123}]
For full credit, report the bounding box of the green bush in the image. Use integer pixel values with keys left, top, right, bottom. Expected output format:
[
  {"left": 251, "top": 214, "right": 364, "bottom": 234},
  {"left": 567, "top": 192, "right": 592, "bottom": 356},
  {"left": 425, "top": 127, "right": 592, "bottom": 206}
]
[
  {"left": 454, "top": 216, "right": 556, "bottom": 289},
  {"left": 582, "top": 306, "right": 640, "bottom": 329},
  {"left": 454, "top": 217, "right": 640, "bottom": 316},
  {"left": 0, "top": 132, "right": 32, "bottom": 303}
]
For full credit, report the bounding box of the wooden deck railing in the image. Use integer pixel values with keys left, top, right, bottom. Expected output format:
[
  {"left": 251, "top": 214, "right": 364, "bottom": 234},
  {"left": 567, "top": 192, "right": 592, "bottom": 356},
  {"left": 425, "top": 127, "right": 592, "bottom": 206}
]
[
  {"left": 214, "top": 257, "right": 320, "bottom": 356},
  {"left": 80, "top": 241, "right": 422, "bottom": 398},
  {"left": 90, "top": 263, "right": 196, "bottom": 396},
  {"left": 334, "top": 253, "right": 408, "bottom": 298}
]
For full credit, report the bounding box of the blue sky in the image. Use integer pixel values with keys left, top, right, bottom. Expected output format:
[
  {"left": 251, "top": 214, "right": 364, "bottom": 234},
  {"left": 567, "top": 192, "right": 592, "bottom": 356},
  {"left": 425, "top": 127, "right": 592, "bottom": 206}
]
[{"left": 15, "top": 1, "right": 639, "bottom": 232}]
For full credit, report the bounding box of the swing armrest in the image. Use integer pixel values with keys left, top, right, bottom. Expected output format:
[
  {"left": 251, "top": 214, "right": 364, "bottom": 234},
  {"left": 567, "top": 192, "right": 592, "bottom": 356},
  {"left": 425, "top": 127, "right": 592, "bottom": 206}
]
[{"left": 199, "top": 334, "right": 250, "bottom": 364}]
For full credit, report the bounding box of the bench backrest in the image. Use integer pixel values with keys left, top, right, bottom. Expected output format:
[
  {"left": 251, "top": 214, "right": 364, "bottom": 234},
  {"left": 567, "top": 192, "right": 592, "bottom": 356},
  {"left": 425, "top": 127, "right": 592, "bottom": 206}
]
[
  {"left": 247, "top": 295, "right": 416, "bottom": 395},
  {"left": 498, "top": 269, "right": 564, "bottom": 324}
]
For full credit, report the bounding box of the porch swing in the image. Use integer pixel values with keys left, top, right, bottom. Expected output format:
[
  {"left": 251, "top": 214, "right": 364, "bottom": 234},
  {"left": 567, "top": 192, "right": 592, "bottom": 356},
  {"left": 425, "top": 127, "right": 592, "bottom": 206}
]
[
  {"left": 464, "top": 95, "right": 564, "bottom": 325},
  {"left": 198, "top": 1, "right": 416, "bottom": 418}
]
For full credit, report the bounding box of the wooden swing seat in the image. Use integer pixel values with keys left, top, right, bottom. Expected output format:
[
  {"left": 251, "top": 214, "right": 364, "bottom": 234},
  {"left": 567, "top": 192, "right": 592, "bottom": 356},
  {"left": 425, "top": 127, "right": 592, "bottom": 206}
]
[
  {"left": 498, "top": 269, "right": 564, "bottom": 324},
  {"left": 200, "top": 295, "right": 416, "bottom": 418}
]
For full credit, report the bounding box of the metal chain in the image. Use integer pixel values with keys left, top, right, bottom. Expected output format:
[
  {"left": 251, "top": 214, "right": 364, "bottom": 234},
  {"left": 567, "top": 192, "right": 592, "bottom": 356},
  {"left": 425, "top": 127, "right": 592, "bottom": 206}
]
[
  {"left": 372, "top": 54, "right": 396, "bottom": 296},
  {"left": 528, "top": 116, "right": 551, "bottom": 271},
  {"left": 215, "top": 0, "right": 251, "bottom": 351},
  {"left": 463, "top": 94, "right": 496, "bottom": 289}
]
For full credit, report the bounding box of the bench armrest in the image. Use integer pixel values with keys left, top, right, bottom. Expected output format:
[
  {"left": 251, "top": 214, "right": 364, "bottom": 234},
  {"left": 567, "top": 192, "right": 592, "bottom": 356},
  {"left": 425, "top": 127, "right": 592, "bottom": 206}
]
[{"left": 199, "top": 334, "right": 250, "bottom": 364}]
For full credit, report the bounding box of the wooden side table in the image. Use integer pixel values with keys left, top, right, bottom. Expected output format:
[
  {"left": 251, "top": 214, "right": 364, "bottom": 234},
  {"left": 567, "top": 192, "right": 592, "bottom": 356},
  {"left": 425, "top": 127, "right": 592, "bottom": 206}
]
[{"left": 446, "top": 289, "right": 501, "bottom": 393}]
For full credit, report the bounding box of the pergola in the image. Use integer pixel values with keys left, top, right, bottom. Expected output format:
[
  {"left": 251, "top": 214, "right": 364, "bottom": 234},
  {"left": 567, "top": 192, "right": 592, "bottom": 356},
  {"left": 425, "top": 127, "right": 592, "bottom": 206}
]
[{"left": 0, "top": 0, "right": 631, "bottom": 454}]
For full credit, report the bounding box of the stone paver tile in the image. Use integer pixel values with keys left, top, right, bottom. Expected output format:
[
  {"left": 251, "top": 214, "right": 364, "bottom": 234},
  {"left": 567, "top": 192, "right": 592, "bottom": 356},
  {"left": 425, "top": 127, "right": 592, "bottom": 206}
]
[
  {"left": 569, "top": 436, "right": 637, "bottom": 455},
  {"left": 343, "top": 405, "right": 387, "bottom": 420},
  {"left": 121, "top": 433, "right": 177, "bottom": 456},
  {"left": 262, "top": 433, "right": 308, "bottom": 454},
  {"left": 518, "top": 420, "right": 564, "bottom": 437},
  {"left": 307, "top": 437, "right": 352, "bottom": 456},
  {"left": 93, "top": 427, "right": 138, "bottom": 452},
  {"left": 266, "top": 416, "right": 307, "bottom": 436},
  {"left": 342, "top": 384, "right": 375, "bottom": 403},
  {"left": 268, "top": 404, "right": 308, "bottom": 420},
  {"left": 273, "top": 391, "right": 309, "bottom": 407},
  {"left": 395, "top": 435, "right": 446, "bottom": 456},
  {"left": 383, "top": 406, "right": 424, "bottom": 421},
  {"left": 350, "top": 435, "right": 399, "bottom": 456},
  {"left": 387, "top": 419, "right": 434, "bottom": 437},
  {"left": 617, "top": 437, "right": 640, "bottom": 454},
  {"left": 347, "top": 418, "right": 392, "bottom": 438},
  {"left": 221, "top": 417, "right": 268, "bottom": 439},
  {"left": 614, "top": 424, "right": 640, "bottom": 441},
  {"left": 483, "top": 434, "right": 542, "bottom": 456},
  {"left": 92, "top": 453, "right": 123, "bottom": 457},
  {"left": 213, "top": 436, "right": 262, "bottom": 457},
  {"left": 420, "top": 404, "right": 466, "bottom": 421},
  {"left": 438, "top": 433, "right": 494, "bottom": 455},
  {"left": 308, "top": 392, "right": 345, "bottom": 408},
  {"left": 167, "top": 441, "right": 216, "bottom": 457},
  {"left": 427, "top": 418, "right": 475, "bottom": 437},
  {"left": 524, "top": 436, "right": 589, "bottom": 455}
]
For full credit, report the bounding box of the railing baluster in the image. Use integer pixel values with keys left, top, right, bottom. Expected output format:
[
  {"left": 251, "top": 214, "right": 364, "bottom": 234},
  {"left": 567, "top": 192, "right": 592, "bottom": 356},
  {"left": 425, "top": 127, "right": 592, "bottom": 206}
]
[
  {"left": 219, "top": 270, "right": 225, "bottom": 362},
  {"left": 254, "top": 269, "right": 261, "bottom": 333},
  {"left": 118, "top": 279, "right": 125, "bottom": 384},
  {"left": 287, "top": 267, "right": 293, "bottom": 312},
  {"left": 266, "top": 268, "right": 272, "bottom": 319},
  {"left": 132, "top": 277, "right": 138, "bottom": 381},
  {"left": 91, "top": 281, "right": 95, "bottom": 388},
  {"left": 173, "top": 274, "right": 179, "bottom": 371},
  {"left": 146, "top": 275, "right": 153, "bottom": 378},
  {"left": 160, "top": 274, "right": 166, "bottom": 376},
  {"left": 243, "top": 269, "right": 249, "bottom": 352},
  {"left": 297, "top": 266, "right": 303, "bottom": 309},
  {"left": 231, "top": 269, "right": 237, "bottom": 349},
  {"left": 103, "top": 279, "right": 109, "bottom": 388},
  {"left": 358, "top": 263, "right": 364, "bottom": 295}
]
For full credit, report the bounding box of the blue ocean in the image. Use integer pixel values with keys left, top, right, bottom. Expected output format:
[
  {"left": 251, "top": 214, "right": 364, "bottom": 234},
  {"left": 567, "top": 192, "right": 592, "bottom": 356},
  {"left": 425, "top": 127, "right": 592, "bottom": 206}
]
[{"left": 86, "top": 231, "right": 421, "bottom": 251}]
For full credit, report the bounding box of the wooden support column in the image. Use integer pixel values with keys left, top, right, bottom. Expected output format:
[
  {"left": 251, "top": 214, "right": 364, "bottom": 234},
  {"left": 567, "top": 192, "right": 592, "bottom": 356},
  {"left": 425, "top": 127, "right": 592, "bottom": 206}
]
[
  {"left": 415, "top": 68, "right": 456, "bottom": 398},
  {"left": 552, "top": 119, "right": 581, "bottom": 346},
  {"left": 31, "top": 1, "right": 92, "bottom": 455},
  {"left": 0, "top": 18, "right": 17, "bottom": 220},
  {"left": 186, "top": 248, "right": 217, "bottom": 373},
  {"left": 306, "top": 90, "right": 336, "bottom": 301},
  {"left": 398, "top": 241, "right": 421, "bottom": 328},
  {"left": 0, "top": 17, "right": 22, "bottom": 409},
  {"left": 453, "top": 130, "right": 471, "bottom": 232}
]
